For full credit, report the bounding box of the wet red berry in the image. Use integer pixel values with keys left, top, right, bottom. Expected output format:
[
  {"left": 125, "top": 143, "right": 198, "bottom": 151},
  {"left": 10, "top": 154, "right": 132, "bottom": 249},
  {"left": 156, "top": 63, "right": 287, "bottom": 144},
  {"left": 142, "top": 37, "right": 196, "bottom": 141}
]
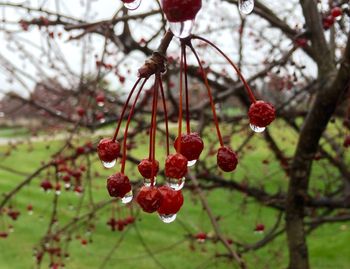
[
  {"left": 97, "top": 138, "right": 120, "bottom": 163},
  {"left": 157, "top": 186, "right": 184, "bottom": 215},
  {"left": 174, "top": 132, "right": 204, "bottom": 161},
  {"left": 138, "top": 159, "right": 159, "bottom": 178},
  {"left": 136, "top": 186, "right": 163, "bottom": 213},
  {"left": 165, "top": 153, "right": 188, "bottom": 179},
  {"left": 255, "top": 223, "right": 265, "bottom": 232},
  {"left": 161, "top": 0, "right": 202, "bottom": 22},
  {"left": 40, "top": 180, "right": 53, "bottom": 191},
  {"left": 217, "top": 146, "right": 238, "bottom": 172},
  {"left": 106, "top": 173, "right": 131, "bottom": 198},
  {"left": 248, "top": 101, "right": 276, "bottom": 128},
  {"left": 331, "top": 7, "right": 342, "bottom": 18}
]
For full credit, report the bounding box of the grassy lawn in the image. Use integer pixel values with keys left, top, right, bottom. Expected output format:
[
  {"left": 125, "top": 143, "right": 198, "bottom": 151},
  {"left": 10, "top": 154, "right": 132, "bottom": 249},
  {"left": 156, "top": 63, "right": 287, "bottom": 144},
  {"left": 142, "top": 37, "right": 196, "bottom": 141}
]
[{"left": 0, "top": 122, "right": 349, "bottom": 269}]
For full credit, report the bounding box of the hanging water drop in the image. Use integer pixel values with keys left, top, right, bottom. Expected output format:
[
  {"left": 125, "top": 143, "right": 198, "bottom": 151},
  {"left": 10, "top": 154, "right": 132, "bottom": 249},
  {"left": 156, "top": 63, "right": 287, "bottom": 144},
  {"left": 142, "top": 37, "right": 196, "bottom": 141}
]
[
  {"left": 123, "top": 0, "right": 141, "bottom": 10},
  {"left": 187, "top": 159, "right": 197, "bottom": 167},
  {"left": 169, "top": 20, "right": 194, "bottom": 39},
  {"left": 143, "top": 177, "right": 156, "bottom": 187},
  {"left": 238, "top": 0, "right": 254, "bottom": 15},
  {"left": 121, "top": 190, "right": 133, "bottom": 204},
  {"left": 159, "top": 213, "right": 177, "bottom": 223},
  {"left": 102, "top": 159, "right": 116, "bottom": 169},
  {"left": 167, "top": 177, "right": 185, "bottom": 191},
  {"left": 97, "top": 101, "right": 104, "bottom": 107},
  {"left": 250, "top": 124, "right": 265, "bottom": 133}
]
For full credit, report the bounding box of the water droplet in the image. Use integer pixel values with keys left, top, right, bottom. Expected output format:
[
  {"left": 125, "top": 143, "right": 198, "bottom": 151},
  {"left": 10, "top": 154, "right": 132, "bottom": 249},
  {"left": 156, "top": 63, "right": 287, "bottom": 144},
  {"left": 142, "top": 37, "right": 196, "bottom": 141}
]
[
  {"left": 97, "top": 101, "right": 104, "bottom": 107},
  {"left": 238, "top": 0, "right": 254, "bottom": 14},
  {"left": 144, "top": 177, "right": 157, "bottom": 187},
  {"left": 169, "top": 20, "right": 194, "bottom": 39},
  {"left": 123, "top": 0, "right": 141, "bottom": 10},
  {"left": 250, "top": 124, "right": 265, "bottom": 133},
  {"left": 167, "top": 177, "right": 185, "bottom": 191},
  {"left": 121, "top": 190, "right": 133, "bottom": 204},
  {"left": 187, "top": 159, "right": 197, "bottom": 167},
  {"left": 159, "top": 214, "right": 177, "bottom": 223},
  {"left": 102, "top": 159, "right": 116, "bottom": 169},
  {"left": 64, "top": 183, "right": 71, "bottom": 189},
  {"left": 55, "top": 190, "right": 61, "bottom": 195}
]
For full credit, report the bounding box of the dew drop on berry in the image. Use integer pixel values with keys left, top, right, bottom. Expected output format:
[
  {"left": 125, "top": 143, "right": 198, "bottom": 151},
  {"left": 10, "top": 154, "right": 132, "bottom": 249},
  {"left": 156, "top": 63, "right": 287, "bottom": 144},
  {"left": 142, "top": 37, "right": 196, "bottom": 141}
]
[
  {"left": 169, "top": 20, "right": 194, "bottom": 39},
  {"left": 250, "top": 124, "right": 265, "bottom": 133},
  {"left": 102, "top": 159, "right": 116, "bottom": 169},
  {"left": 97, "top": 101, "right": 104, "bottom": 107},
  {"left": 64, "top": 183, "right": 71, "bottom": 189},
  {"left": 143, "top": 177, "right": 157, "bottom": 187},
  {"left": 121, "top": 190, "right": 133, "bottom": 204},
  {"left": 123, "top": 0, "right": 141, "bottom": 10},
  {"left": 55, "top": 190, "right": 61, "bottom": 196},
  {"left": 187, "top": 159, "right": 197, "bottom": 167},
  {"left": 167, "top": 177, "right": 185, "bottom": 191},
  {"left": 238, "top": 0, "right": 254, "bottom": 14},
  {"left": 159, "top": 213, "right": 177, "bottom": 224}
]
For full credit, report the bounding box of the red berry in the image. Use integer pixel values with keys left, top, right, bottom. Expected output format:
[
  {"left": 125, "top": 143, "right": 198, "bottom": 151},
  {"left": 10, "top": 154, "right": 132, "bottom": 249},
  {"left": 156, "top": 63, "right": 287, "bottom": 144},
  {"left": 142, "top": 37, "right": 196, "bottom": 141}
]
[
  {"left": 40, "top": 180, "right": 53, "bottom": 191},
  {"left": 323, "top": 15, "right": 335, "bottom": 30},
  {"left": 217, "top": 146, "right": 238, "bottom": 172},
  {"left": 122, "top": 0, "right": 135, "bottom": 3},
  {"left": 97, "top": 138, "right": 120, "bottom": 163},
  {"left": 255, "top": 223, "right": 265, "bottom": 232},
  {"left": 331, "top": 7, "right": 342, "bottom": 18},
  {"left": 157, "top": 186, "right": 184, "bottom": 215},
  {"left": 106, "top": 173, "right": 131, "bottom": 198},
  {"left": 137, "top": 159, "right": 159, "bottom": 178},
  {"left": 8, "top": 209, "right": 20, "bottom": 221},
  {"left": 343, "top": 136, "right": 350, "bottom": 148},
  {"left": 136, "top": 186, "right": 163, "bottom": 213},
  {"left": 96, "top": 92, "right": 105, "bottom": 103},
  {"left": 0, "top": 232, "right": 9, "bottom": 238},
  {"left": 248, "top": 101, "right": 276, "bottom": 128},
  {"left": 174, "top": 133, "right": 204, "bottom": 161},
  {"left": 165, "top": 153, "right": 188, "bottom": 179},
  {"left": 76, "top": 106, "right": 85, "bottom": 117},
  {"left": 195, "top": 232, "right": 207, "bottom": 242},
  {"left": 161, "top": 0, "right": 202, "bottom": 22},
  {"left": 295, "top": 38, "right": 308, "bottom": 48}
]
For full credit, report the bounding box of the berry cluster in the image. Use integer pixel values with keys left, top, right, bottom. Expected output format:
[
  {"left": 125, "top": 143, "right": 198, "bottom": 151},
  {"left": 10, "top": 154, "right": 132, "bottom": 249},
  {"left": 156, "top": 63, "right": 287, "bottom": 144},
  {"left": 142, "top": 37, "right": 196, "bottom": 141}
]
[{"left": 96, "top": 0, "right": 275, "bottom": 223}]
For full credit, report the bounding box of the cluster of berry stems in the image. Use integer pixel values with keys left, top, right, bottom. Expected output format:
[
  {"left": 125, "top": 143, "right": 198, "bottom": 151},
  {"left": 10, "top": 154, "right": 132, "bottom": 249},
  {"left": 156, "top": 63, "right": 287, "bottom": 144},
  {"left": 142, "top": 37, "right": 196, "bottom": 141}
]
[{"left": 96, "top": 0, "right": 275, "bottom": 223}]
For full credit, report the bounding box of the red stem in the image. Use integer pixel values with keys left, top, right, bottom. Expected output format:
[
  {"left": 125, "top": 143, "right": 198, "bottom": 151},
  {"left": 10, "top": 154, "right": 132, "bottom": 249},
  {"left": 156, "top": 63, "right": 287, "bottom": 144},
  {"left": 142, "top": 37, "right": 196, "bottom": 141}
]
[
  {"left": 158, "top": 74, "right": 170, "bottom": 156},
  {"left": 183, "top": 42, "right": 191, "bottom": 134},
  {"left": 150, "top": 77, "right": 159, "bottom": 186},
  {"left": 112, "top": 78, "right": 142, "bottom": 141},
  {"left": 121, "top": 79, "right": 148, "bottom": 174},
  {"left": 188, "top": 43, "right": 224, "bottom": 147},
  {"left": 177, "top": 45, "right": 184, "bottom": 153},
  {"left": 192, "top": 35, "right": 257, "bottom": 103}
]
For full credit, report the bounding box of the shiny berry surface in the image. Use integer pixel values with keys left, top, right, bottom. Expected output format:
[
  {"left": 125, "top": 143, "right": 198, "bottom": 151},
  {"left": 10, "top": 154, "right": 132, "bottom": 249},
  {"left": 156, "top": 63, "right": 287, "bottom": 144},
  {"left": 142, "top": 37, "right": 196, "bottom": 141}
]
[
  {"left": 248, "top": 101, "right": 276, "bottom": 128},
  {"left": 157, "top": 186, "right": 184, "bottom": 215},
  {"left": 136, "top": 186, "right": 163, "bottom": 213},
  {"left": 331, "top": 7, "right": 342, "bottom": 18},
  {"left": 165, "top": 153, "right": 188, "bottom": 179},
  {"left": 106, "top": 173, "right": 131, "bottom": 198},
  {"left": 217, "top": 146, "right": 238, "bottom": 172},
  {"left": 138, "top": 158, "right": 159, "bottom": 178},
  {"left": 174, "top": 132, "right": 204, "bottom": 161},
  {"left": 161, "top": 0, "right": 202, "bottom": 22},
  {"left": 97, "top": 138, "right": 120, "bottom": 163}
]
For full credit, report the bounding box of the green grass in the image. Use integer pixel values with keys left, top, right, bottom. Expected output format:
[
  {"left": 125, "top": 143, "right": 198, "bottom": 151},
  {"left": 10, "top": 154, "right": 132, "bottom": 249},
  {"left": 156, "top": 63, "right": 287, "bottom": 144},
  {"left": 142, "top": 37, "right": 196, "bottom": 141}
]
[{"left": 0, "top": 122, "right": 349, "bottom": 269}]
